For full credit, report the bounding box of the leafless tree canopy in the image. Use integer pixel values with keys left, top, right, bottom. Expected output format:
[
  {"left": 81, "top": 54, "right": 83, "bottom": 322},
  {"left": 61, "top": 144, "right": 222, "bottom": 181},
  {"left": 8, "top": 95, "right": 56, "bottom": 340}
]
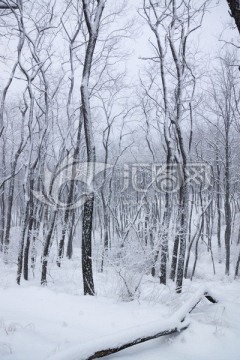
[{"left": 0, "top": 0, "right": 239, "bottom": 318}]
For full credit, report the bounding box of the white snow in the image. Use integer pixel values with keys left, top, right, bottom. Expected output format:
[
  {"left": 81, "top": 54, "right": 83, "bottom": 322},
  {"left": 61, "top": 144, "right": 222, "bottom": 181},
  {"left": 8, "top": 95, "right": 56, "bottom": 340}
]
[{"left": 0, "top": 257, "right": 240, "bottom": 360}]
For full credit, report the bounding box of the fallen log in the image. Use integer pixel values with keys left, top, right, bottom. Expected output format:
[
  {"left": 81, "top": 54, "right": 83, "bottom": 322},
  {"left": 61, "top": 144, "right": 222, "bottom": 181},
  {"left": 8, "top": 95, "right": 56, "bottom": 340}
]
[
  {"left": 49, "top": 288, "right": 218, "bottom": 360},
  {"left": 204, "top": 292, "right": 218, "bottom": 304},
  {"left": 86, "top": 324, "right": 189, "bottom": 360},
  {"left": 86, "top": 290, "right": 218, "bottom": 360}
]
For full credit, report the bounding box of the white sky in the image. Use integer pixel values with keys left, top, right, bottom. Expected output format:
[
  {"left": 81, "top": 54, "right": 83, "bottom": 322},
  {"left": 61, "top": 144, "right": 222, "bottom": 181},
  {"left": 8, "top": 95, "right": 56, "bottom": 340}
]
[
  {"left": 126, "top": 0, "right": 237, "bottom": 79},
  {"left": 0, "top": 1, "right": 238, "bottom": 97}
]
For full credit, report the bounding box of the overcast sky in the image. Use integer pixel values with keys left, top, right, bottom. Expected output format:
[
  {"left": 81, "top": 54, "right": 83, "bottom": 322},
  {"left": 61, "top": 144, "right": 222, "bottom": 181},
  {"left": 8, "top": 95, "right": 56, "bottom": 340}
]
[
  {"left": 0, "top": 1, "right": 238, "bottom": 96},
  {"left": 126, "top": 0, "right": 237, "bottom": 78}
]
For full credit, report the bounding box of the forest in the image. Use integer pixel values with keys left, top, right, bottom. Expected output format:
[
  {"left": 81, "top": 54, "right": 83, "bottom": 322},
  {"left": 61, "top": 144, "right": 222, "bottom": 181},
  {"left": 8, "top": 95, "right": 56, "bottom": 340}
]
[{"left": 0, "top": 1, "right": 240, "bottom": 359}]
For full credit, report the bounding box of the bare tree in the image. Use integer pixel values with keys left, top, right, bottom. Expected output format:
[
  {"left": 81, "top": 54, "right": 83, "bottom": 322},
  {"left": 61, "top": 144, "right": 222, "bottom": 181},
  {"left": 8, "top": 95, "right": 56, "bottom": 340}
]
[
  {"left": 80, "top": 0, "right": 106, "bottom": 295},
  {"left": 226, "top": 0, "right": 240, "bottom": 33},
  {"left": 140, "top": 0, "right": 209, "bottom": 292}
]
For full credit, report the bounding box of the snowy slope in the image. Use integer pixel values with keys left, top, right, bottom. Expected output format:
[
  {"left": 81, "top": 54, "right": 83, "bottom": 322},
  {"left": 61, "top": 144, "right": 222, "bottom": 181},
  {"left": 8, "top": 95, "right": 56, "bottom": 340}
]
[{"left": 0, "top": 276, "right": 240, "bottom": 360}]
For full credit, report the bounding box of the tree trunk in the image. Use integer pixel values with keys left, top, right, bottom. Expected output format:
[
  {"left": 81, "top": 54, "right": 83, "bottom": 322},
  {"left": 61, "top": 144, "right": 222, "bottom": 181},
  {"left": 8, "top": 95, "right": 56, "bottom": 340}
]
[
  {"left": 80, "top": 0, "right": 105, "bottom": 295},
  {"left": 224, "top": 132, "right": 231, "bottom": 275},
  {"left": 41, "top": 210, "right": 57, "bottom": 285},
  {"left": 17, "top": 200, "right": 30, "bottom": 285},
  {"left": 23, "top": 175, "right": 35, "bottom": 280},
  {"left": 81, "top": 194, "right": 95, "bottom": 295},
  {"left": 226, "top": 0, "right": 240, "bottom": 33}
]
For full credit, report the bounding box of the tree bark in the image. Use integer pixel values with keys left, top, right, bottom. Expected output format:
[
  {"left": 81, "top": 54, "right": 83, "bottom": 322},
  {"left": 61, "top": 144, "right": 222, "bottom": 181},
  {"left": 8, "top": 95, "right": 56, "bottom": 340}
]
[
  {"left": 41, "top": 210, "right": 57, "bottom": 285},
  {"left": 224, "top": 126, "right": 231, "bottom": 275},
  {"left": 81, "top": 194, "right": 95, "bottom": 295},
  {"left": 80, "top": 0, "right": 105, "bottom": 295},
  {"left": 226, "top": 0, "right": 240, "bottom": 33}
]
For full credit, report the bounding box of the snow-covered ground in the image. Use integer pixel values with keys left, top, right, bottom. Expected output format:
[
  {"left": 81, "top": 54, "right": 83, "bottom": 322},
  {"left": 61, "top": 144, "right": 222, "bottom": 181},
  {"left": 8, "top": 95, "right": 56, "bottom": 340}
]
[{"left": 0, "top": 255, "right": 240, "bottom": 360}]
